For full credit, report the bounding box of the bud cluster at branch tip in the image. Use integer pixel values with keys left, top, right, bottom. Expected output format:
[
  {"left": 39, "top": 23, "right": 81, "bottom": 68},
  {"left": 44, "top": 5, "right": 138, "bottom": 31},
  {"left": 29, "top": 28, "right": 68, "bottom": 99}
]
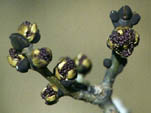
[
  {"left": 8, "top": 21, "right": 44, "bottom": 72},
  {"left": 107, "top": 26, "right": 140, "bottom": 57},
  {"left": 110, "top": 5, "right": 141, "bottom": 28}
]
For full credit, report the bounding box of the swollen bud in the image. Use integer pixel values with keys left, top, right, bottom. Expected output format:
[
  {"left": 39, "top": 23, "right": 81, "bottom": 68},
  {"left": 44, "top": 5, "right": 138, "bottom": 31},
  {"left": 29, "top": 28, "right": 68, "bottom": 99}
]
[
  {"left": 74, "top": 53, "right": 92, "bottom": 75},
  {"left": 107, "top": 26, "right": 140, "bottom": 57},
  {"left": 103, "top": 58, "right": 112, "bottom": 68},
  {"left": 8, "top": 48, "right": 30, "bottom": 73},
  {"left": 18, "top": 21, "right": 40, "bottom": 43},
  {"left": 9, "top": 33, "right": 30, "bottom": 52},
  {"left": 54, "top": 57, "right": 77, "bottom": 81},
  {"left": 41, "top": 84, "right": 59, "bottom": 105},
  {"left": 31, "top": 48, "right": 52, "bottom": 68}
]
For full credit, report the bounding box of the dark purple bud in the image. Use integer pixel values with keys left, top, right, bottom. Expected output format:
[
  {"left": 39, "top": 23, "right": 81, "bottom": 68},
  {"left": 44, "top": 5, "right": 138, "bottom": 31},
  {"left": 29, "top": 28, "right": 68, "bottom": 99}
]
[
  {"left": 54, "top": 57, "right": 77, "bottom": 80},
  {"left": 41, "top": 84, "right": 59, "bottom": 105},
  {"left": 107, "top": 27, "right": 140, "bottom": 57},
  {"left": 103, "top": 58, "right": 112, "bottom": 68}
]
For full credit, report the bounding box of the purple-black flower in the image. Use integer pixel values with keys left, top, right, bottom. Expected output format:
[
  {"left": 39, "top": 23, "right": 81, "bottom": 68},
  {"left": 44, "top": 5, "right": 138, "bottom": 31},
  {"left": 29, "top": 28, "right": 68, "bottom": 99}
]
[
  {"left": 74, "top": 53, "right": 92, "bottom": 75},
  {"left": 31, "top": 47, "right": 52, "bottom": 68},
  {"left": 107, "top": 26, "right": 140, "bottom": 57},
  {"left": 8, "top": 48, "right": 30, "bottom": 73},
  {"left": 41, "top": 84, "right": 58, "bottom": 105},
  {"left": 54, "top": 57, "right": 77, "bottom": 81},
  {"left": 18, "top": 21, "right": 40, "bottom": 43}
]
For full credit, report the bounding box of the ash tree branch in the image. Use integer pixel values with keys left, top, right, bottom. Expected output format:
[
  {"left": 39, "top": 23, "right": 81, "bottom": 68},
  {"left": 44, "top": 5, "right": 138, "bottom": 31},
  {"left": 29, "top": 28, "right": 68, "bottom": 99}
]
[
  {"left": 32, "top": 50, "right": 127, "bottom": 113},
  {"left": 7, "top": 5, "right": 140, "bottom": 113}
]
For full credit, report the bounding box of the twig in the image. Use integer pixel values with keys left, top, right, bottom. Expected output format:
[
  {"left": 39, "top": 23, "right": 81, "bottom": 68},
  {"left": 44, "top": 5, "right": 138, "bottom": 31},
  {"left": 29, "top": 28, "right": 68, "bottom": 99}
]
[{"left": 7, "top": 5, "right": 140, "bottom": 113}]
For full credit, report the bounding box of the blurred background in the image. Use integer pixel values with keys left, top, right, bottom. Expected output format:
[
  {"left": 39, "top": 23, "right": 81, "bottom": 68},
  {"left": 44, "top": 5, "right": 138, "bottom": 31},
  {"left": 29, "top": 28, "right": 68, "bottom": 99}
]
[{"left": 0, "top": 0, "right": 150, "bottom": 113}]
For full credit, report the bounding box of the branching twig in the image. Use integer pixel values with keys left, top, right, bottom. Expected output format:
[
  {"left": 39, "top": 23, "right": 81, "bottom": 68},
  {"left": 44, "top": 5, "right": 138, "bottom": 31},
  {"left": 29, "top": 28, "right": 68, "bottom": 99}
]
[{"left": 7, "top": 5, "right": 140, "bottom": 113}]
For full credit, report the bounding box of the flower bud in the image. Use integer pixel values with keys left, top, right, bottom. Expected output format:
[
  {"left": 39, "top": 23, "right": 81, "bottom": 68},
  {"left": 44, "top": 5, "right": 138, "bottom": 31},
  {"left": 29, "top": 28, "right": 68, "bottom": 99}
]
[
  {"left": 31, "top": 48, "right": 52, "bottom": 68},
  {"left": 118, "top": 5, "right": 132, "bottom": 20},
  {"left": 41, "top": 84, "right": 58, "bottom": 105},
  {"left": 107, "top": 26, "right": 140, "bottom": 57},
  {"left": 103, "top": 58, "right": 112, "bottom": 68},
  {"left": 74, "top": 53, "right": 92, "bottom": 75},
  {"left": 54, "top": 57, "right": 77, "bottom": 81},
  {"left": 8, "top": 48, "right": 30, "bottom": 72},
  {"left": 16, "top": 58, "right": 30, "bottom": 73},
  {"left": 18, "top": 21, "right": 40, "bottom": 43},
  {"left": 9, "top": 33, "right": 30, "bottom": 52}
]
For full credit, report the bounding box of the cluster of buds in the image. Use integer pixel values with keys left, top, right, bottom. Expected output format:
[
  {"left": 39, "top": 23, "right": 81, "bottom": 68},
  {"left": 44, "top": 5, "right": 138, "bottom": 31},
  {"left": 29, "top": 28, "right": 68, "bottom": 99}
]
[
  {"left": 41, "top": 84, "right": 59, "bottom": 105},
  {"left": 7, "top": 5, "right": 141, "bottom": 109},
  {"left": 108, "top": 6, "right": 141, "bottom": 58},
  {"left": 8, "top": 21, "right": 53, "bottom": 72},
  {"left": 9, "top": 21, "right": 40, "bottom": 52},
  {"left": 7, "top": 48, "right": 30, "bottom": 72},
  {"left": 107, "top": 26, "right": 140, "bottom": 57},
  {"left": 110, "top": 5, "right": 141, "bottom": 28},
  {"left": 8, "top": 21, "right": 93, "bottom": 105},
  {"left": 54, "top": 54, "right": 92, "bottom": 82}
]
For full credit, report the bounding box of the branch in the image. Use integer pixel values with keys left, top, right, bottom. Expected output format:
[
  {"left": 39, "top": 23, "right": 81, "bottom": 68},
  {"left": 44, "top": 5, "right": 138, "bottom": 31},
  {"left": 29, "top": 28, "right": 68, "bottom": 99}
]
[
  {"left": 7, "top": 5, "right": 140, "bottom": 113},
  {"left": 33, "top": 50, "right": 127, "bottom": 113}
]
